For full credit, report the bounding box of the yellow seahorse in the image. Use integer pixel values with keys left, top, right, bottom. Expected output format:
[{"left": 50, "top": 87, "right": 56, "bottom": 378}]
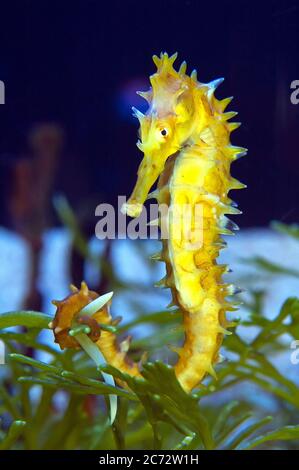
[{"left": 51, "top": 52, "right": 246, "bottom": 393}]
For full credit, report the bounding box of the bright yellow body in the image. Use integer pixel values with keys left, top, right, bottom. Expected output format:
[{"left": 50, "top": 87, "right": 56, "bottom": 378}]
[
  {"left": 165, "top": 142, "right": 235, "bottom": 390},
  {"left": 123, "top": 52, "right": 246, "bottom": 391}
]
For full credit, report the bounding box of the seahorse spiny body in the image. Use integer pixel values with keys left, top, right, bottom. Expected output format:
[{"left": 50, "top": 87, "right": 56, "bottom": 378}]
[{"left": 52, "top": 53, "right": 246, "bottom": 392}]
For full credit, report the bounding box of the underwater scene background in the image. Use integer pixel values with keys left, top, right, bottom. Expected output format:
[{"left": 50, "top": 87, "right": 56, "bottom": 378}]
[{"left": 0, "top": 0, "right": 299, "bottom": 450}]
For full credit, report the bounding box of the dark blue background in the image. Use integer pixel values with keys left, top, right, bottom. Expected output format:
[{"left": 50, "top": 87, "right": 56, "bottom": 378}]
[{"left": 0, "top": 0, "right": 298, "bottom": 227}]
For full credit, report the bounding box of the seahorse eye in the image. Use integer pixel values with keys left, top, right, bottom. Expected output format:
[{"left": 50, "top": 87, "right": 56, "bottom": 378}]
[{"left": 160, "top": 128, "right": 168, "bottom": 137}]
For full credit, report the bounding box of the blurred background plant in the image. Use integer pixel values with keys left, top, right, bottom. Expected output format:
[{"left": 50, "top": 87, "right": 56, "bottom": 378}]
[{"left": 1, "top": 202, "right": 299, "bottom": 450}]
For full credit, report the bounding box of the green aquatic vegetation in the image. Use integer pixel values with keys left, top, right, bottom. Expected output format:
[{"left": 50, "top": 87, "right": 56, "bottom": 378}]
[
  {"left": 1, "top": 283, "right": 299, "bottom": 449},
  {"left": 1, "top": 212, "right": 299, "bottom": 450}
]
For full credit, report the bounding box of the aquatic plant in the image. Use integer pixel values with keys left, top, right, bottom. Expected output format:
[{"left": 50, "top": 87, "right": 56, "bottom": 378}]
[{"left": 1, "top": 272, "right": 299, "bottom": 449}]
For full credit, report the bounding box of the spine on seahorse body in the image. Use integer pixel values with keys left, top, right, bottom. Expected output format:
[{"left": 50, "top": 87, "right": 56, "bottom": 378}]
[{"left": 51, "top": 53, "right": 246, "bottom": 393}]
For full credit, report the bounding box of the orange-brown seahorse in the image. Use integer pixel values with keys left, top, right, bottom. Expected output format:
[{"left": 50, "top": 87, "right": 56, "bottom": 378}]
[{"left": 51, "top": 52, "right": 246, "bottom": 393}]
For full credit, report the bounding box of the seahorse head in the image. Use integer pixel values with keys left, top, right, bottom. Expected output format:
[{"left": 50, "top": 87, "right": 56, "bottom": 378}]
[{"left": 122, "top": 52, "right": 207, "bottom": 218}]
